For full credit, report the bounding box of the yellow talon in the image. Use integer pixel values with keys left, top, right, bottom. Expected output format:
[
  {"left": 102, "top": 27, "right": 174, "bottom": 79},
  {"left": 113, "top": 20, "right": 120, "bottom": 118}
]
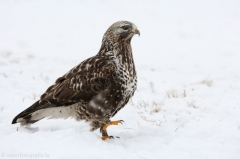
[
  {"left": 101, "top": 136, "right": 114, "bottom": 140},
  {"left": 101, "top": 120, "right": 124, "bottom": 140},
  {"left": 102, "top": 120, "right": 124, "bottom": 130}
]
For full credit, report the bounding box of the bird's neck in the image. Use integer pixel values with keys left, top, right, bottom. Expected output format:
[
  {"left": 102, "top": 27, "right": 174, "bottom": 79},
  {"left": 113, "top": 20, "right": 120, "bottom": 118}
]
[
  {"left": 98, "top": 37, "right": 114, "bottom": 55},
  {"left": 98, "top": 38, "right": 136, "bottom": 77}
]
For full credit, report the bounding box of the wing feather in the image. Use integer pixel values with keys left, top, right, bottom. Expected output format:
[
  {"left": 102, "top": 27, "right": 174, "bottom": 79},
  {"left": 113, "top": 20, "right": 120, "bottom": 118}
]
[{"left": 40, "top": 54, "right": 116, "bottom": 106}]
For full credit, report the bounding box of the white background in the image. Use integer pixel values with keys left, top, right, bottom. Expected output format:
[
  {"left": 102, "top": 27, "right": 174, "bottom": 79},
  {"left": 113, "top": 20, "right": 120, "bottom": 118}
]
[{"left": 0, "top": 1, "right": 240, "bottom": 158}]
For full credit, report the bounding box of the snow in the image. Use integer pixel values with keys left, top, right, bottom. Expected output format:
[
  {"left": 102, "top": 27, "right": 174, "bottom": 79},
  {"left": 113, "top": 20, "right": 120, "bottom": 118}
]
[{"left": 0, "top": 0, "right": 240, "bottom": 158}]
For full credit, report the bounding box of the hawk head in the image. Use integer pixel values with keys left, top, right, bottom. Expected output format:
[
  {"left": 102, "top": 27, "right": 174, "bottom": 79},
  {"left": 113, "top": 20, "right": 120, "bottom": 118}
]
[{"left": 104, "top": 21, "right": 140, "bottom": 43}]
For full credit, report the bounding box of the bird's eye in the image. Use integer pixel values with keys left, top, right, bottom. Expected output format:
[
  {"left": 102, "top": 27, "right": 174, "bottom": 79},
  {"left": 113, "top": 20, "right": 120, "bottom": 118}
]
[{"left": 121, "top": 26, "right": 129, "bottom": 30}]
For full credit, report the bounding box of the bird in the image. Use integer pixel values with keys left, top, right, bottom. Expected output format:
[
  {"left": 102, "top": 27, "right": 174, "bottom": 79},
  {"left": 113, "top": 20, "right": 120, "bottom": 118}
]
[{"left": 12, "top": 20, "right": 140, "bottom": 140}]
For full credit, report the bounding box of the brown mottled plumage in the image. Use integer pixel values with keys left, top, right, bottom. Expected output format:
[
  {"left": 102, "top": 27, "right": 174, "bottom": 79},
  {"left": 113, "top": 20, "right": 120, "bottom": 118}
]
[{"left": 12, "top": 21, "right": 140, "bottom": 139}]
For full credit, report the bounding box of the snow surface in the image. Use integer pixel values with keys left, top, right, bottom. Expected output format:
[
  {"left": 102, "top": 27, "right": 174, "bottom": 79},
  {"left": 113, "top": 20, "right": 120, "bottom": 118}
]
[{"left": 0, "top": 0, "right": 240, "bottom": 159}]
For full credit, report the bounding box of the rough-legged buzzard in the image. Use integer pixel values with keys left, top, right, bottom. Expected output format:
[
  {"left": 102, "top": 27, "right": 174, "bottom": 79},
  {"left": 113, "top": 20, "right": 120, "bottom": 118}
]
[{"left": 12, "top": 20, "right": 140, "bottom": 140}]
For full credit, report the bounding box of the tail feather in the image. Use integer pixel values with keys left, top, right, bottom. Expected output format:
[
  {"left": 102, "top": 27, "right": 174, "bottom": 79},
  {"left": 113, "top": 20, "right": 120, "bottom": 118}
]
[
  {"left": 12, "top": 100, "right": 52, "bottom": 125},
  {"left": 12, "top": 100, "right": 76, "bottom": 126}
]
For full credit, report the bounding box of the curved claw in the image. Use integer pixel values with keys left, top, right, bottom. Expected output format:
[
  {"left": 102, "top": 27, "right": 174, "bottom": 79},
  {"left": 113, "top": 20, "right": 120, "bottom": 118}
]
[
  {"left": 102, "top": 136, "right": 114, "bottom": 140},
  {"left": 103, "top": 120, "right": 124, "bottom": 130},
  {"left": 112, "top": 120, "right": 124, "bottom": 125},
  {"left": 102, "top": 136, "right": 121, "bottom": 140}
]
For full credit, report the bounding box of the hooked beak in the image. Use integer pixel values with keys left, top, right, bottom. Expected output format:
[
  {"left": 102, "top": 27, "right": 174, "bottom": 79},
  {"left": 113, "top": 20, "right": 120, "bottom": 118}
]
[{"left": 133, "top": 28, "right": 140, "bottom": 36}]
